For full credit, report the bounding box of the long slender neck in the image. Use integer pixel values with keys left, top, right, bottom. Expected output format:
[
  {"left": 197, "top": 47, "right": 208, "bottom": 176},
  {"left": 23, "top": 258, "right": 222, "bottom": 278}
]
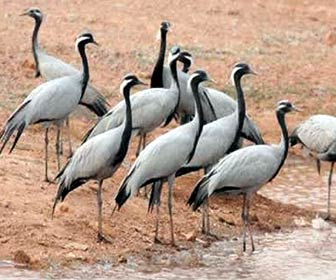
[
  {"left": 150, "top": 29, "right": 167, "bottom": 88},
  {"left": 32, "top": 17, "right": 42, "bottom": 77},
  {"left": 169, "top": 58, "right": 180, "bottom": 95},
  {"left": 77, "top": 43, "right": 89, "bottom": 100},
  {"left": 114, "top": 87, "right": 133, "bottom": 164},
  {"left": 227, "top": 73, "right": 246, "bottom": 152},
  {"left": 277, "top": 110, "right": 289, "bottom": 158},
  {"left": 182, "top": 63, "right": 190, "bottom": 73},
  {"left": 186, "top": 79, "right": 204, "bottom": 163},
  {"left": 269, "top": 110, "right": 289, "bottom": 181},
  {"left": 162, "top": 58, "right": 181, "bottom": 126}
]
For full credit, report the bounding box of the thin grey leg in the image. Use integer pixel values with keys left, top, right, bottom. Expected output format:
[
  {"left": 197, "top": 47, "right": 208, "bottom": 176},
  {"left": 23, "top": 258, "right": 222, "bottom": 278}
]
[
  {"left": 154, "top": 204, "right": 162, "bottom": 244},
  {"left": 66, "top": 118, "right": 72, "bottom": 157},
  {"left": 246, "top": 195, "right": 255, "bottom": 252},
  {"left": 56, "top": 125, "right": 61, "bottom": 171},
  {"left": 326, "top": 162, "right": 335, "bottom": 220},
  {"left": 96, "top": 180, "right": 112, "bottom": 243},
  {"left": 136, "top": 134, "right": 143, "bottom": 157},
  {"left": 241, "top": 194, "right": 247, "bottom": 252},
  {"left": 167, "top": 174, "right": 176, "bottom": 246},
  {"left": 142, "top": 133, "right": 147, "bottom": 150},
  {"left": 44, "top": 127, "right": 50, "bottom": 182}
]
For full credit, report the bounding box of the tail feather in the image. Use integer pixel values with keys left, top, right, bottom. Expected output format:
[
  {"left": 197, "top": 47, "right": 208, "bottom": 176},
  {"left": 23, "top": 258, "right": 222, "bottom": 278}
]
[
  {"left": 52, "top": 174, "right": 87, "bottom": 217},
  {"left": 115, "top": 168, "right": 136, "bottom": 209},
  {"left": 187, "top": 176, "right": 210, "bottom": 211},
  {"left": 9, "top": 122, "right": 26, "bottom": 153},
  {"left": 80, "top": 85, "right": 109, "bottom": 117},
  {"left": 148, "top": 180, "right": 163, "bottom": 213},
  {"left": 0, "top": 100, "right": 30, "bottom": 154}
]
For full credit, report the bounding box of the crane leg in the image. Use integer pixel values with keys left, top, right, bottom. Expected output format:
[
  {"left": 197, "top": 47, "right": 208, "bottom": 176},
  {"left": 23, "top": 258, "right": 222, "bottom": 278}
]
[
  {"left": 135, "top": 134, "right": 143, "bottom": 158},
  {"left": 44, "top": 127, "right": 51, "bottom": 183},
  {"left": 55, "top": 125, "right": 61, "bottom": 171},
  {"left": 241, "top": 194, "right": 248, "bottom": 252},
  {"left": 66, "top": 118, "right": 72, "bottom": 158},
  {"left": 96, "top": 180, "right": 112, "bottom": 243},
  {"left": 167, "top": 174, "right": 176, "bottom": 246},
  {"left": 246, "top": 195, "right": 255, "bottom": 252},
  {"left": 316, "top": 159, "right": 321, "bottom": 175},
  {"left": 142, "top": 133, "right": 147, "bottom": 150},
  {"left": 154, "top": 203, "right": 163, "bottom": 244},
  {"left": 326, "top": 162, "right": 335, "bottom": 220},
  {"left": 150, "top": 180, "right": 163, "bottom": 243}
]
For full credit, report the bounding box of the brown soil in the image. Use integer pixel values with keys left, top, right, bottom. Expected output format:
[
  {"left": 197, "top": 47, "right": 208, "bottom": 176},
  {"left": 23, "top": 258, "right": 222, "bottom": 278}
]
[{"left": 0, "top": 0, "right": 335, "bottom": 270}]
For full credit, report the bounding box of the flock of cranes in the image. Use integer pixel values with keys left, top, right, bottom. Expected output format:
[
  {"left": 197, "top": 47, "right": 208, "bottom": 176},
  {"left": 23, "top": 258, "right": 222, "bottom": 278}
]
[{"left": 1, "top": 7, "right": 336, "bottom": 252}]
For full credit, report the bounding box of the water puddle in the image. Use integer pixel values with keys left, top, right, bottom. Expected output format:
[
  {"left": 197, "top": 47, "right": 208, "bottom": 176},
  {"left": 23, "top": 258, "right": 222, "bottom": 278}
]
[
  {"left": 2, "top": 226, "right": 336, "bottom": 279},
  {"left": 2, "top": 155, "right": 336, "bottom": 279}
]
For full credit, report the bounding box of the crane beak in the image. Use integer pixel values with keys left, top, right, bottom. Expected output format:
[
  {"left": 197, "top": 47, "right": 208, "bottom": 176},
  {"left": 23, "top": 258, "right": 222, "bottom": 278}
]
[
  {"left": 20, "top": 11, "right": 29, "bottom": 16},
  {"left": 209, "top": 78, "right": 217, "bottom": 84},
  {"left": 292, "top": 105, "right": 302, "bottom": 112},
  {"left": 249, "top": 69, "right": 258, "bottom": 75},
  {"left": 92, "top": 40, "right": 99, "bottom": 46},
  {"left": 137, "top": 80, "right": 147, "bottom": 86}
]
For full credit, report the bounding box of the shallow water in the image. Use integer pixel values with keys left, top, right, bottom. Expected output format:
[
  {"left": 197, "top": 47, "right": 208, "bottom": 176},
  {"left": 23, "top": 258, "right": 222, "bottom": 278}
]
[
  {"left": 2, "top": 155, "right": 336, "bottom": 279},
  {"left": 1, "top": 226, "right": 336, "bottom": 279}
]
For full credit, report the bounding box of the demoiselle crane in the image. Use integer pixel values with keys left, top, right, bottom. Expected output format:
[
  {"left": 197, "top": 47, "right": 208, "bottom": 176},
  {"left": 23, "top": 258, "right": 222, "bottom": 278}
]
[{"left": 188, "top": 100, "right": 299, "bottom": 252}]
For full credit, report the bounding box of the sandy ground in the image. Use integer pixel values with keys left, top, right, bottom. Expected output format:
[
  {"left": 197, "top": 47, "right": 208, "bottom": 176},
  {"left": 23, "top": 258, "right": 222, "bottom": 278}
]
[{"left": 0, "top": 0, "right": 335, "bottom": 269}]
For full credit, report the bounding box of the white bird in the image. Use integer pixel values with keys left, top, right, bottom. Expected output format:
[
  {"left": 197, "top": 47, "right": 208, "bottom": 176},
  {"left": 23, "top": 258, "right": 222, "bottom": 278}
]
[
  {"left": 290, "top": 114, "right": 336, "bottom": 219},
  {"left": 115, "top": 70, "right": 211, "bottom": 245},
  {"left": 188, "top": 100, "right": 299, "bottom": 252},
  {"left": 21, "top": 7, "right": 108, "bottom": 155},
  {"left": 82, "top": 46, "right": 183, "bottom": 156},
  {"left": 0, "top": 32, "right": 98, "bottom": 182},
  {"left": 52, "top": 74, "right": 144, "bottom": 242}
]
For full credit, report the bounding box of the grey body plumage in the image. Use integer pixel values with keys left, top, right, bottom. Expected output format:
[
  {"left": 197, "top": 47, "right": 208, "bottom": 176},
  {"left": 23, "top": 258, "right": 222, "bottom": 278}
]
[
  {"left": 0, "top": 32, "right": 98, "bottom": 182},
  {"left": 115, "top": 70, "right": 211, "bottom": 245},
  {"left": 53, "top": 74, "right": 144, "bottom": 242},
  {"left": 290, "top": 114, "right": 336, "bottom": 219},
  {"left": 188, "top": 100, "right": 298, "bottom": 251}
]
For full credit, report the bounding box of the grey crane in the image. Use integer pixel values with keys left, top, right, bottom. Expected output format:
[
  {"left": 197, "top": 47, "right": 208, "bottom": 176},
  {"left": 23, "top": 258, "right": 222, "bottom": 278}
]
[
  {"left": 21, "top": 7, "right": 108, "bottom": 155},
  {"left": 149, "top": 22, "right": 263, "bottom": 144},
  {"left": 147, "top": 63, "right": 257, "bottom": 236},
  {"left": 82, "top": 46, "right": 183, "bottom": 157},
  {"left": 175, "top": 63, "right": 256, "bottom": 235},
  {"left": 0, "top": 32, "right": 98, "bottom": 182},
  {"left": 290, "top": 114, "right": 336, "bottom": 219},
  {"left": 115, "top": 70, "right": 211, "bottom": 245},
  {"left": 188, "top": 100, "right": 299, "bottom": 252},
  {"left": 52, "top": 74, "right": 144, "bottom": 242}
]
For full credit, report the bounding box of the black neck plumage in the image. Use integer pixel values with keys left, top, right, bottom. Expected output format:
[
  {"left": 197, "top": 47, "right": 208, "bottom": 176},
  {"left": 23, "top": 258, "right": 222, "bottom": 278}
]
[
  {"left": 227, "top": 72, "right": 246, "bottom": 153},
  {"left": 32, "top": 17, "right": 42, "bottom": 78},
  {"left": 77, "top": 42, "right": 90, "bottom": 100},
  {"left": 162, "top": 57, "right": 181, "bottom": 126},
  {"left": 113, "top": 86, "right": 133, "bottom": 165},
  {"left": 150, "top": 29, "right": 167, "bottom": 88},
  {"left": 186, "top": 78, "right": 204, "bottom": 163},
  {"left": 269, "top": 110, "right": 289, "bottom": 182}
]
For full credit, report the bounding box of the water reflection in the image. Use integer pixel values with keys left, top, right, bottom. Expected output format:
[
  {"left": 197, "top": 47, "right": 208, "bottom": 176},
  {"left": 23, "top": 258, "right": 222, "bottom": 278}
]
[
  {"left": 2, "top": 226, "right": 336, "bottom": 279},
  {"left": 2, "top": 154, "right": 336, "bottom": 279}
]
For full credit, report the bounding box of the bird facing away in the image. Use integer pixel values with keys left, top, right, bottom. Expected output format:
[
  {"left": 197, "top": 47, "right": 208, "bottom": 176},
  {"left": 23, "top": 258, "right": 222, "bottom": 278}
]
[
  {"left": 188, "top": 100, "right": 299, "bottom": 252},
  {"left": 0, "top": 32, "right": 98, "bottom": 182},
  {"left": 290, "top": 114, "right": 336, "bottom": 219},
  {"left": 82, "top": 46, "right": 183, "bottom": 154},
  {"left": 149, "top": 22, "right": 263, "bottom": 144},
  {"left": 52, "top": 74, "right": 144, "bottom": 243},
  {"left": 21, "top": 7, "right": 108, "bottom": 155},
  {"left": 115, "top": 70, "right": 211, "bottom": 245}
]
